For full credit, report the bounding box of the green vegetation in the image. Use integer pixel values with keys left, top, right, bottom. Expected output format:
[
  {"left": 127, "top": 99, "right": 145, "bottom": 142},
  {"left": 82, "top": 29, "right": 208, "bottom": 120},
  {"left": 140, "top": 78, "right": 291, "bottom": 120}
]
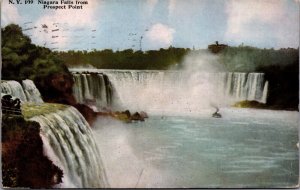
[
  {"left": 219, "top": 46, "right": 299, "bottom": 72},
  {"left": 234, "top": 101, "right": 272, "bottom": 109},
  {"left": 57, "top": 45, "right": 298, "bottom": 73},
  {"left": 2, "top": 24, "right": 74, "bottom": 104},
  {"left": 2, "top": 24, "right": 68, "bottom": 81},
  {"left": 22, "top": 103, "right": 68, "bottom": 119},
  {"left": 56, "top": 47, "right": 190, "bottom": 70},
  {"left": 113, "top": 112, "right": 132, "bottom": 123}
]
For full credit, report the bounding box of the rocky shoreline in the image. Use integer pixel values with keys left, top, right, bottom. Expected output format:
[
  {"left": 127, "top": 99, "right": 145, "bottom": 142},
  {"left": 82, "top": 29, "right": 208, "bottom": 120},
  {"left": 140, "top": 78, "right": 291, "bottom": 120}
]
[
  {"left": 233, "top": 100, "right": 299, "bottom": 111},
  {"left": 74, "top": 103, "right": 149, "bottom": 125}
]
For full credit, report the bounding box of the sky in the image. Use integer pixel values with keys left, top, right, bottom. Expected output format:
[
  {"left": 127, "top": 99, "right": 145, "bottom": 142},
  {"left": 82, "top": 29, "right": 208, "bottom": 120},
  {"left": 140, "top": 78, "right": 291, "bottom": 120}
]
[{"left": 1, "top": 0, "right": 299, "bottom": 51}]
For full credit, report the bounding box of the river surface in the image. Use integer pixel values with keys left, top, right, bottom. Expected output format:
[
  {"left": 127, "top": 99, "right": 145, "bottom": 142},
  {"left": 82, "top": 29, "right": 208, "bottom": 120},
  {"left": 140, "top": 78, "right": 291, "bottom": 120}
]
[{"left": 93, "top": 108, "right": 299, "bottom": 188}]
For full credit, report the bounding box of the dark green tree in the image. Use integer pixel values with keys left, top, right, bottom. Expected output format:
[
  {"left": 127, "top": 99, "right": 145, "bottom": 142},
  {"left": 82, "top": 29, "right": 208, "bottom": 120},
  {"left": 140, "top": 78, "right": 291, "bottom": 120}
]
[{"left": 1, "top": 24, "right": 74, "bottom": 104}]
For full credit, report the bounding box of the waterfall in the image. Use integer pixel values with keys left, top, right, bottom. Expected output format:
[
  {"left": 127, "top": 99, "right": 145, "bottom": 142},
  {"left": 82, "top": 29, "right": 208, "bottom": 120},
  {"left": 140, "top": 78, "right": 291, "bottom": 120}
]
[
  {"left": 69, "top": 69, "right": 269, "bottom": 115},
  {"left": 223, "top": 73, "right": 267, "bottom": 102},
  {"left": 261, "top": 81, "right": 269, "bottom": 104},
  {"left": 1, "top": 78, "right": 108, "bottom": 187},
  {"left": 22, "top": 79, "right": 44, "bottom": 103},
  {"left": 1, "top": 80, "right": 43, "bottom": 103},
  {"left": 72, "top": 73, "right": 113, "bottom": 110},
  {"left": 30, "top": 106, "right": 109, "bottom": 188},
  {"left": 1, "top": 80, "right": 27, "bottom": 101}
]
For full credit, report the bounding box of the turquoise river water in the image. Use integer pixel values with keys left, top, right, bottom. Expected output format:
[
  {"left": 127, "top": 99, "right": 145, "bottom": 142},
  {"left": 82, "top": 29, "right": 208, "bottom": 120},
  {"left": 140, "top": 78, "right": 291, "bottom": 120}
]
[{"left": 93, "top": 108, "right": 299, "bottom": 188}]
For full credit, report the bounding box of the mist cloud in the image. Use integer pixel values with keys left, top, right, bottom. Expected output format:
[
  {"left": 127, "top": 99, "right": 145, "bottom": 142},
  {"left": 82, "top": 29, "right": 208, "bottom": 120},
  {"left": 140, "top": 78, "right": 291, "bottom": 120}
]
[
  {"left": 181, "top": 51, "right": 226, "bottom": 73},
  {"left": 145, "top": 23, "right": 175, "bottom": 49}
]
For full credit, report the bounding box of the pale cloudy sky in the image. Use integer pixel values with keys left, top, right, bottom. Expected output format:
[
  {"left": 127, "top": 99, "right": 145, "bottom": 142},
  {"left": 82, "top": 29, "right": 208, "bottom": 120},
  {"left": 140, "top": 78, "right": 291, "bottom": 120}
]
[{"left": 1, "top": 0, "right": 299, "bottom": 51}]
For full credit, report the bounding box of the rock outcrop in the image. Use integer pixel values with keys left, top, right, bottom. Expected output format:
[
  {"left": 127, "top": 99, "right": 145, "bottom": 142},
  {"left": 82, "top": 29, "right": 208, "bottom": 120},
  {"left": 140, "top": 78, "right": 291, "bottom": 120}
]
[
  {"left": 36, "top": 73, "right": 76, "bottom": 105},
  {"left": 131, "top": 112, "right": 145, "bottom": 121},
  {"left": 2, "top": 116, "right": 63, "bottom": 188}
]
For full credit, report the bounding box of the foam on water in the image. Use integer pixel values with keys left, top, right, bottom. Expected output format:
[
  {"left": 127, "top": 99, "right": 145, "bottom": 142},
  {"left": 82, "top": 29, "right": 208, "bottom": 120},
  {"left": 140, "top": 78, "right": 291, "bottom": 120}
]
[{"left": 93, "top": 109, "right": 298, "bottom": 188}]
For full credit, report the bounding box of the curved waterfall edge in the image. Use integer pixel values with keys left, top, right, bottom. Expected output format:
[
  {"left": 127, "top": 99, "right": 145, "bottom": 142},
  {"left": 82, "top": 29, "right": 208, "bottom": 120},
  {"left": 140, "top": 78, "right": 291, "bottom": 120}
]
[
  {"left": 30, "top": 106, "right": 109, "bottom": 188},
  {"left": 70, "top": 69, "right": 269, "bottom": 114}
]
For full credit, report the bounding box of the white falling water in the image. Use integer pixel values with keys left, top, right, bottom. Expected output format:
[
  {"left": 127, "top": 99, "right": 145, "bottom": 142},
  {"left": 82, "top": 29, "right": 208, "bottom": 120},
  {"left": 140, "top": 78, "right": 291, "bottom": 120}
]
[
  {"left": 1, "top": 80, "right": 44, "bottom": 103},
  {"left": 22, "top": 79, "right": 44, "bottom": 103},
  {"left": 69, "top": 69, "right": 268, "bottom": 115},
  {"left": 1, "top": 80, "right": 27, "bottom": 101},
  {"left": 30, "top": 106, "right": 109, "bottom": 188},
  {"left": 72, "top": 73, "right": 112, "bottom": 110},
  {"left": 222, "top": 72, "right": 267, "bottom": 102},
  {"left": 261, "top": 81, "right": 269, "bottom": 104}
]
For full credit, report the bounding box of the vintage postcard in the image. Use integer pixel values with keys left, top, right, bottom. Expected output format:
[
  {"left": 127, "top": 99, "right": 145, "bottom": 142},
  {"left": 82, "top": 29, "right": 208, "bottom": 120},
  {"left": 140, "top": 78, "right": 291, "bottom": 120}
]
[{"left": 1, "top": 0, "right": 299, "bottom": 188}]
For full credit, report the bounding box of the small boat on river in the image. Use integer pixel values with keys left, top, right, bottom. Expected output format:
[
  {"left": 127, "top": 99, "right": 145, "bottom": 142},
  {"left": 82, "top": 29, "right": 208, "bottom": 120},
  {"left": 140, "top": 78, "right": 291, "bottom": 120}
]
[{"left": 212, "top": 106, "right": 222, "bottom": 118}]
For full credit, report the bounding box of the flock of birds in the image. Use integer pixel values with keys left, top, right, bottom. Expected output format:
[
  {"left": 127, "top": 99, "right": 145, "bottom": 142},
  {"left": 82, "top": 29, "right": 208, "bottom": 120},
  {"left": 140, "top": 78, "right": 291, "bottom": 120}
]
[{"left": 22, "top": 21, "right": 151, "bottom": 52}]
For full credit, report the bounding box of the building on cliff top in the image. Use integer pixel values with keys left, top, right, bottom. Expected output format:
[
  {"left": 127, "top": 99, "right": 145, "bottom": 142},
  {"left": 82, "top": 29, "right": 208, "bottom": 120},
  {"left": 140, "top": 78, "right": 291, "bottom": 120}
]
[{"left": 208, "top": 41, "right": 228, "bottom": 54}]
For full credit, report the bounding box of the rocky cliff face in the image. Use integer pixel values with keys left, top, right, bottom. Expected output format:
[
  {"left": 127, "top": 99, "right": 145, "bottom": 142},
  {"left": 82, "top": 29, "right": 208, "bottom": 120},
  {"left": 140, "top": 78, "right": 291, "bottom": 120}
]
[
  {"left": 35, "top": 73, "right": 76, "bottom": 105},
  {"left": 35, "top": 73, "right": 102, "bottom": 125},
  {"left": 2, "top": 116, "right": 63, "bottom": 188}
]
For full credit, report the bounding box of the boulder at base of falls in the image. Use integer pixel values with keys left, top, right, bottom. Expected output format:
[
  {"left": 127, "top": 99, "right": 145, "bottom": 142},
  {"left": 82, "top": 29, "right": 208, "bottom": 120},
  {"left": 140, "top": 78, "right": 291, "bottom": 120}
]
[
  {"left": 74, "top": 103, "right": 98, "bottom": 125},
  {"left": 140, "top": 111, "right": 149, "bottom": 118},
  {"left": 233, "top": 100, "right": 280, "bottom": 110},
  {"left": 73, "top": 105, "right": 149, "bottom": 124},
  {"left": 2, "top": 116, "right": 63, "bottom": 188},
  {"left": 111, "top": 110, "right": 149, "bottom": 123},
  {"left": 122, "top": 110, "right": 131, "bottom": 118},
  {"left": 234, "top": 100, "right": 298, "bottom": 111},
  {"left": 131, "top": 112, "right": 145, "bottom": 122},
  {"left": 112, "top": 111, "right": 131, "bottom": 123}
]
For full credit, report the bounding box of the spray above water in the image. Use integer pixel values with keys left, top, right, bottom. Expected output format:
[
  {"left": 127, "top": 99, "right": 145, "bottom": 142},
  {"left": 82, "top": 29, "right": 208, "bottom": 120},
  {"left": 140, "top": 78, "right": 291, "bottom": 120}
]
[
  {"left": 70, "top": 51, "right": 268, "bottom": 116},
  {"left": 178, "top": 50, "right": 226, "bottom": 73}
]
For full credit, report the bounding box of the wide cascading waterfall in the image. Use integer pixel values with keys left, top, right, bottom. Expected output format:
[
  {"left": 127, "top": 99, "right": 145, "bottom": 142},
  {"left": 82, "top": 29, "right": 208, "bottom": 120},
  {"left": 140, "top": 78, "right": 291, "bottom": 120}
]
[
  {"left": 22, "top": 79, "right": 44, "bottom": 103},
  {"left": 69, "top": 69, "right": 268, "bottom": 115},
  {"left": 30, "top": 106, "right": 109, "bottom": 188},
  {"left": 105, "top": 71, "right": 268, "bottom": 114},
  {"left": 1, "top": 80, "right": 44, "bottom": 103},
  {"left": 72, "top": 73, "right": 113, "bottom": 110}
]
